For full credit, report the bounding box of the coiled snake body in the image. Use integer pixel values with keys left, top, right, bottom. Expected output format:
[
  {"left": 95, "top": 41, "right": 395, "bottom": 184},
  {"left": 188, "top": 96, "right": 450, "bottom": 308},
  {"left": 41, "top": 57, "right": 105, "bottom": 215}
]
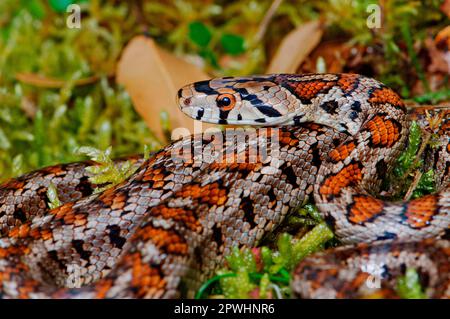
[{"left": 0, "top": 74, "right": 448, "bottom": 298}]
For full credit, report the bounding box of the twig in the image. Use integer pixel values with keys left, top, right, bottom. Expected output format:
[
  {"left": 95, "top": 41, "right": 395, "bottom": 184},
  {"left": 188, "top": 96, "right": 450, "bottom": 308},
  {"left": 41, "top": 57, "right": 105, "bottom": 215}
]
[
  {"left": 254, "top": 0, "right": 284, "bottom": 44},
  {"left": 403, "top": 170, "right": 422, "bottom": 200}
]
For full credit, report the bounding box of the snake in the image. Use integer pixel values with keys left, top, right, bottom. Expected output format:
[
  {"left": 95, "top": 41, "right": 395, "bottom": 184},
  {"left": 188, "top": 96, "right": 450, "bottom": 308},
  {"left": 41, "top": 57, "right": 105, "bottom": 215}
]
[{"left": 0, "top": 73, "right": 448, "bottom": 298}]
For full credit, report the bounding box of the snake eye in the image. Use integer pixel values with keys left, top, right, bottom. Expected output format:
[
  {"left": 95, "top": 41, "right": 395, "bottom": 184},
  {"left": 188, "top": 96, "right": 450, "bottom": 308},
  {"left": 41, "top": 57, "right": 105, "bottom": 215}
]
[{"left": 216, "top": 93, "right": 236, "bottom": 111}]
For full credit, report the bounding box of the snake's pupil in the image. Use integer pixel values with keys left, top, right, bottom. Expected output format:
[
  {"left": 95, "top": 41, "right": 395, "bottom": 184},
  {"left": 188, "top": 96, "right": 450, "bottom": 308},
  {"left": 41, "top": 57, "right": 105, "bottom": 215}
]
[{"left": 218, "top": 96, "right": 231, "bottom": 107}]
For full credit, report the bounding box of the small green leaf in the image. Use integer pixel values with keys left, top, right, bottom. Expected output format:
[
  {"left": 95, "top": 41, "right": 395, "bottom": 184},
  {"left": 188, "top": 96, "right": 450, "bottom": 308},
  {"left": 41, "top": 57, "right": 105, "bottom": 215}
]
[
  {"left": 220, "top": 33, "right": 245, "bottom": 56},
  {"left": 23, "top": 0, "right": 46, "bottom": 19},
  {"left": 188, "top": 21, "right": 212, "bottom": 47},
  {"left": 47, "top": 183, "right": 62, "bottom": 209},
  {"left": 48, "top": 0, "right": 74, "bottom": 13}
]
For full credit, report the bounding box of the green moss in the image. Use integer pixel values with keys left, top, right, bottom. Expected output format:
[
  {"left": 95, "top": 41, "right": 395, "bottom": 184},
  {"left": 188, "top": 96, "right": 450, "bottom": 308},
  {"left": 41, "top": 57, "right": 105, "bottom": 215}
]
[
  {"left": 197, "top": 205, "right": 334, "bottom": 299},
  {"left": 75, "top": 146, "right": 138, "bottom": 193},
  {"left": 395, "top": 121, "right": 422, "bottom": 177},
  {"left": 392, "top": 120, "right": 437, "bottom": 198},
  {"left": 0, "top": 1, "right": 158, "bottom": 182},
  {"left": 396, "top": 268, "right": 427, "bottom": 299}
]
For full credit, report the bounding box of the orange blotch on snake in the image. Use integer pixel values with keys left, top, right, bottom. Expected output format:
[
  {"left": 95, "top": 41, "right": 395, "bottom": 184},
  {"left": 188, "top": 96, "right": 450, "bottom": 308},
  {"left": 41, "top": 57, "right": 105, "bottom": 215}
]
[
  {"left": 110, "top": 192, "right": 127, "bottom": 210},
  {"left": 329, "top": 141, "right": 356, "bottom": 162},
  {"left": 151, "top": 205, "right": 200, "bottom": 231},
  {"left": 142, "top": 167, "right": 166, "bottom": 188},
  {"left": 178, "top": 182, "right": 227, "bottom": 206},
  {"left": 403, "top": 194, "right": 438, "bottom": 229},
  {"left": 95, "top": 279, "right": 114, "bottom": 298},
  {"left": 8, "top": 224, "right": 31, "bottom": 238},
  {"left": 287, "top": 80, "right": 336, "bottom": 101},
  {"left": 134, "top": 225, "right": 188, "bottom": 255},
  {"left": 40, "top": 165, "right": 66, "bottom": 176},
  {"left": 368, "top": 87, "right": 405, "bottom": 109},
  {"left": 129, "top": 252, "right": 166, "bottom": 298},
  {"left": 50, "top": 202, "right": 88, "bottom": 226},
  {"left": 336, "top": 272, "right": 371, "bottom": 298},
  {"left": 337, "top": 74, "right": 359, "bottom": 93},
  {"left": 279, "top": 131, "right": 300, "bottom": 147},
  {"left": 1, "top": 179, "right": 25, "bottom": 190},
  {"left": 319, "top": 163, "right": 363, "bottom": 198},
  {"left": 0, "top": 245, "right": 30, "bottom": 258},
  {"left": 348, "top": 195, "right": 384, "bottom": 224},
  {"left": 366, "top": 115, "right": 401, "bottom": 147},
  {"left": 39, "top": 229, "right": 53, "bottom": 241}
]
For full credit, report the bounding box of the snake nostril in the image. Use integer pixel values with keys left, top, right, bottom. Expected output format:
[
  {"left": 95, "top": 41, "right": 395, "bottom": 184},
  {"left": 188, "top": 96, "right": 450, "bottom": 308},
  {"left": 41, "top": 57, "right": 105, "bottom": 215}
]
[{"left": 184, "top": 98, "right": 192, "bottom": 106}]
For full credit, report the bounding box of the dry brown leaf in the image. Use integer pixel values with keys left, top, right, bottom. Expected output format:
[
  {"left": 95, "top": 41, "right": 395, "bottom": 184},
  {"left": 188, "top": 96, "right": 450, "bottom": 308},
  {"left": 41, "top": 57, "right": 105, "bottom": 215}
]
[
  {"left": 298, "top": 40, "right": 353, "bottom": 74},
  {"left": 117, "top": 35, "right": 215, "bottom": 142},
  {"left": 15, "top": 73, "right": 102, "bottom": 88},
  {"left": 435, "top": 25, "right": 450, "bottom": 51},
  {"left": 266, "top": 20, "right": 323, "bottom": 74},
  {"left": 426, "top": 36, "right": 450, "bottom": 75},
  {"left": 441, "top": 0, "right": 450, "bottom": 18}
]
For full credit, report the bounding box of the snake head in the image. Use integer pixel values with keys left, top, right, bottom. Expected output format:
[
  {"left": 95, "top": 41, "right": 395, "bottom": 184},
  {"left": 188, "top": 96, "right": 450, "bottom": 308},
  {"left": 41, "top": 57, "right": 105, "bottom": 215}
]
[{"left": 177, "top": 76, "right": 302, "bottom": 126}]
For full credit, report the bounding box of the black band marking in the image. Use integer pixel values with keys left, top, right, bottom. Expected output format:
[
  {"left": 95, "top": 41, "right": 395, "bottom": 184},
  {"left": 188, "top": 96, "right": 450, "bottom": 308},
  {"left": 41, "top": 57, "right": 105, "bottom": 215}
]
[{"left": 256, "top": 105, "right": 282, "bottom": 117}]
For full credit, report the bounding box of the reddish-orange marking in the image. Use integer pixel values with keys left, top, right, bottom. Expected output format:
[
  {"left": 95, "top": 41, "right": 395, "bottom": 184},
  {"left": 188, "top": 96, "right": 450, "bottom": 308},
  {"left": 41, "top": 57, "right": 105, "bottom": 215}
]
[
  {"left": 142, "top": 167, "right": 166, "bottom": 188},
  {"left": 95, "top": 279, "right": 114, "bottom": 298},
  {"left": 8, "top": 224, "right": 31, "bottom": 238},
  {"left": 151, "top": 205, "right": 201, "bottom": 231},
  {"left": 0, "top": 245, "right": 30, "bottom": 258},
  {"left": 329, "top": 141, "right": 356, "bottom": 162},
  {"left": 302, "top": 123, "right": 322, "bottom": 131},
  {"left": 39, "top": 228, "right": 53, "bottom": 241},
  {"left": 403, "top": 194, "right": 438, "bottom": 229},
  {"left": 336, "top": 272, "right": 370, "bottom": 298},
  {"left": 129, "top": 252, "right": 166, "bottom": 298},
  {"left": 337, "top": 74, "right": 359, "bottom": 93},
  {"left": 50, "top": 202, "right": 87, "bottom": 226},
  {"left": 287, "top": 80, "right": 336, "bottom": 100},
  {"left": 365, "top": 115, "right": 401, "bottom": 147},
  {"left": 368, "top": 87, "right": 405, "bottom": 109},
  {"left": 8, "top": 223, "right": 53, "bottom": 241},
  {"left": 2, "top": 179, "right": 25, "bottom": 190},
  {"left": 40, "top": 165, "right": 66, "bottom": 175},
  {"left": 279, "top": 131, "right": 300, "bottom": 147},
  {"left": 348, "top": 195, "right": 384, "bottom": 224},
  {"left": 177, "top": 182, "right": 227, "bottom": 206},
  {"left": 134, "top": 225, "right": 188, "bottom": 255},
  {"left": 319, "top": 163, "right": 363, "bottom": 198}
]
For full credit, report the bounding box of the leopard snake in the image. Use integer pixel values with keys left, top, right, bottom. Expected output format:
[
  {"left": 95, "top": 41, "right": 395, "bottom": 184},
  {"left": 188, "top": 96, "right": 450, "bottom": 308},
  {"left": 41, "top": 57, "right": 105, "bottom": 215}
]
[{"left": 0, "top": 73, "right": 448, "bottom": 298}]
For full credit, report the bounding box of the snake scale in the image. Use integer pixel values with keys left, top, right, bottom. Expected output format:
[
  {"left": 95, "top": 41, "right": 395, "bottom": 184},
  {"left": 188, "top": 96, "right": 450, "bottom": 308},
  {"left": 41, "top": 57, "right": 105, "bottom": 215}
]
[{"left": 0, "top": 73, "right": 448, "bottom": 298}]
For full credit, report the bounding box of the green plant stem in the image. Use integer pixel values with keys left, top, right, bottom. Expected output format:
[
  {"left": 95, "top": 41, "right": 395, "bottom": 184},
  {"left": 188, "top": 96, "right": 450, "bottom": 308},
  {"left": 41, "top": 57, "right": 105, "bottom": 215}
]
[{"left": 291, "top": 222, "right": 334, "bottom": 267}]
